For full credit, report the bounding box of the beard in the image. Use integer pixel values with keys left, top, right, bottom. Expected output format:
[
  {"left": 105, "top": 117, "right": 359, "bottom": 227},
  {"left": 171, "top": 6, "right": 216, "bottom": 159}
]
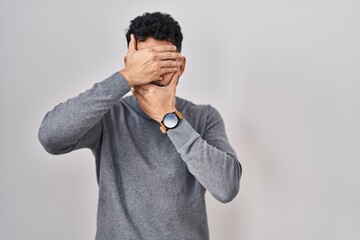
[{"left": 150, "top": 81, "right": 169, "bottom": 87}]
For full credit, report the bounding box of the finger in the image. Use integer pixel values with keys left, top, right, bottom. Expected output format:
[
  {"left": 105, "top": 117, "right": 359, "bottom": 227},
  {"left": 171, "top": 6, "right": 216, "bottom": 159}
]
[
  {"left": 159, "top": 60, "right": 181, "bottom": 68},
  {"left": 159, "top": 67, "right": 179, "bottom": 76},
  {"left": 129, "top": 34, "right": 136, "bottom": 51},
  {"left": 133, "top": 86, "right": 147, "bottom": 96},
  {"left": 136, "top": 84, "right": 151, "bottom": 91},
  {"left": 156, "top": 52, "right": 182, "bottom": 60},
  {"left": 132, "top": 89, "right": 142, "bottom": 100},
  {"left": 167, "top": 71, "right": 181, "bottom": 89},
  {"left": 151, "top": 44, "right": 177, "bottom": 53},
  {"left": 132, "top": 90, "right": 138, "bottom": 100}
]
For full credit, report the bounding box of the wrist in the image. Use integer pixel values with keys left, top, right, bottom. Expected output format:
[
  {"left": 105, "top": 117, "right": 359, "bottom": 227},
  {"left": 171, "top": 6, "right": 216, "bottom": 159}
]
[
  {"left": 157, "top": 108, "right": 177, "bottom": 123},
  {"left": 119, "top": 69, "right": 135, "bottom": 87}
]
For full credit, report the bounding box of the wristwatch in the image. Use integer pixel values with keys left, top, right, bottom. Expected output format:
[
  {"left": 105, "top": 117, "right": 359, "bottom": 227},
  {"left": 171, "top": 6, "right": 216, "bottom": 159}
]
[{"left": 159, "top": 111, "right": 183, "bottom": 133}]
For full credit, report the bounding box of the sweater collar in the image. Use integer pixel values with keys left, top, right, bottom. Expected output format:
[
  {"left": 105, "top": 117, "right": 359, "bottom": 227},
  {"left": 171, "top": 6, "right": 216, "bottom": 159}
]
[{"left": 126, "top": 95, "right": 183, "bottom": 121}]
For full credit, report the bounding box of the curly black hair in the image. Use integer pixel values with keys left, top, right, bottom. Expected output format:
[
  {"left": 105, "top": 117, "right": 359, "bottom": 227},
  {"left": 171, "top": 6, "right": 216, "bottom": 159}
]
[{"left": 125, "top": 12, "right": 183, "bottom": 52}]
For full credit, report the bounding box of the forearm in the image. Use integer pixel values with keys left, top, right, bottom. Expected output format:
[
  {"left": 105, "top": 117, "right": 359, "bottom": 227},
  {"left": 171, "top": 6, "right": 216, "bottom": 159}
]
[
  {"left": 38, "top": 72, "right": 130, "bottom": 154},
  {"left": 167, "top": 120, "right": 242, "bottom": 203}
]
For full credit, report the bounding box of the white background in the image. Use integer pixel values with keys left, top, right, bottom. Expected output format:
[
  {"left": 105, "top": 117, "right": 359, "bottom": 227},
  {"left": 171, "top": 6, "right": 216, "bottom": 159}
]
[{"left": 1, "top": 0, "right": 359, "bottom": 239}]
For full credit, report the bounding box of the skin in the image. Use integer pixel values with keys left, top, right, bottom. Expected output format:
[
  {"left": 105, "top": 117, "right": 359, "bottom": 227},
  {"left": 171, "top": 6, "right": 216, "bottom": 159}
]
[{"left": 119, "top": 34, "right": 186, "bottom": 123}]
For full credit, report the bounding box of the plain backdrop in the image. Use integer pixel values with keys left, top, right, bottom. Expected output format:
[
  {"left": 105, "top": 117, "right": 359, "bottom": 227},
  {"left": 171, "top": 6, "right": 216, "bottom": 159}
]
[{"left": 1, "top": 0, "right": 359, "bottom": 239}]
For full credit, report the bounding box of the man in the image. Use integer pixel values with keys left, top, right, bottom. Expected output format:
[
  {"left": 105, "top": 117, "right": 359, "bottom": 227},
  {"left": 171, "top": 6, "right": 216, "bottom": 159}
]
[{"left": 38, "top": 12, "right": 242, "bottom": 240}]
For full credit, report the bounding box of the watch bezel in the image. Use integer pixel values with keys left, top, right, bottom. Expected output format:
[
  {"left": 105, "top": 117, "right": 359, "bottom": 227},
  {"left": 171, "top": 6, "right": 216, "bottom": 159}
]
[
  {"left": 162, "top": 112, "right": 179, "bottom": 129},
  {"left": 160, "top": 111, "right": 183, "bottom": 133}
]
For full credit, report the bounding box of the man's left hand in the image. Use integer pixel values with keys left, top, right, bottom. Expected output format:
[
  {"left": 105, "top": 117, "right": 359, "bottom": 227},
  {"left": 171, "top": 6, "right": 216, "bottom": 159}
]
[{"left": 132, "top": 71, "right": 181, "bottom": 123}]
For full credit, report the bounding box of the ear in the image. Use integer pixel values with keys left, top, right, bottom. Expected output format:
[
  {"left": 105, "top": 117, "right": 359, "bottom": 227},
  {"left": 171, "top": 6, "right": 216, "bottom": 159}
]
[{"left": 178, "top": 56, "right": 186, "bottom": 76}]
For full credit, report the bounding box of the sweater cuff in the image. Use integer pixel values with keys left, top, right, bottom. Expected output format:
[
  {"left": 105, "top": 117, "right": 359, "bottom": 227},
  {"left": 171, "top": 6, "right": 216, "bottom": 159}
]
[
  {"left": 167, "top": 119, "right": 200, "bottom": 150},
  {"left": 100, "top": 71, "right": 131, "bottom": 99}
]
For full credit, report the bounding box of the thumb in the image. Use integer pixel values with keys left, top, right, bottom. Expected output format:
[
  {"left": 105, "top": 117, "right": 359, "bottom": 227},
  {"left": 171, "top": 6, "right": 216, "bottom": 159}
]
[
  {"left": 129, "top": 34, "right": 136, "bottom": 51},
  {"left": 168, "top": 71, "right": 181, "bottom": 89}
]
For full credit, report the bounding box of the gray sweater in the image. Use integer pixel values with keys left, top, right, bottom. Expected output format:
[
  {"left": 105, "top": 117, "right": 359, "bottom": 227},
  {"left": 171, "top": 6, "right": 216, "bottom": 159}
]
[{"left": 38, "top": 72, "right": 242, "bottom": 240}]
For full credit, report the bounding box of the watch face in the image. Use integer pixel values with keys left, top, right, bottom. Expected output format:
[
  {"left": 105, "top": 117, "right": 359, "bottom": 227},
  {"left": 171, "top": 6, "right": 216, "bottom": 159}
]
[{"left": 163, "top": 113, "right": 179, "bottom": 129}]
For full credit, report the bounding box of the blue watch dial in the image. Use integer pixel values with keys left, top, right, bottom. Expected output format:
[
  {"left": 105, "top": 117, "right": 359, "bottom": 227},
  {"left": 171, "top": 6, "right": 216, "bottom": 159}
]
[{"left": 163, "top": 113, "right": 179, "bottom": 129}]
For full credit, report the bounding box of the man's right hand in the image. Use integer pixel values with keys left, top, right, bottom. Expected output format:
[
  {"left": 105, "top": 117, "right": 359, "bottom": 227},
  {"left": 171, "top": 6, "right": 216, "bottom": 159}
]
[{"left": 119, "top": 34, "right": 182, "bottom": 87}]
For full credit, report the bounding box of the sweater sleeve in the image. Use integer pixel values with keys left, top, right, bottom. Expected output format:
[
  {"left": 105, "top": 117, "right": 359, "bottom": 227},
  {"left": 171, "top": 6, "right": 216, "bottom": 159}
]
[
  {"left": 38, "top": 72, "right": 131, "bottom": 155},
  {"left": 167, "top": 105, "right": 242, "bottom": 203}
]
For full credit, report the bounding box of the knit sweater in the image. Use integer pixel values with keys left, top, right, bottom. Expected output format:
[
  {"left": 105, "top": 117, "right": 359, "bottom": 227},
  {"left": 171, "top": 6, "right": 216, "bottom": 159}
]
[{"left": 38, "top": 71, "right": 242, "bottom": 240}]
